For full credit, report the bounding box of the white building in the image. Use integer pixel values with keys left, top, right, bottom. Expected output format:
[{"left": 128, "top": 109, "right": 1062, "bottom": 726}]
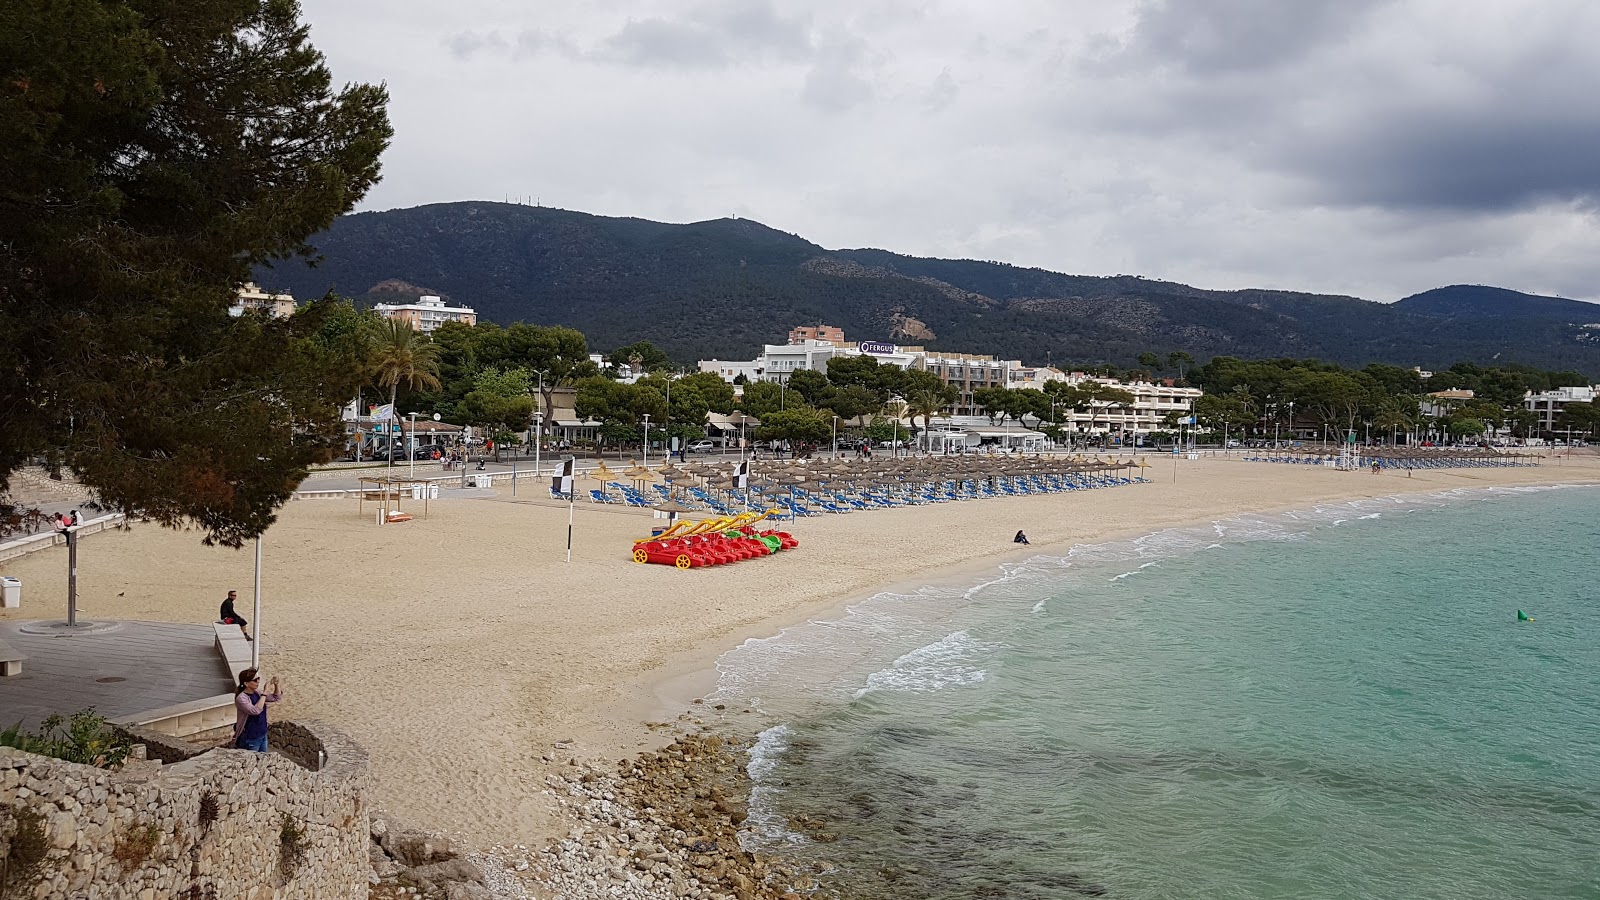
[
  {"left": 1525, "top": 385, "right": 1597, "bottom": 433},
  {"left": 373, "top": 295, "right": 477, "bottom": 334},
  {"left": 229, "top": 282, "right": 296, "bottom": 318},
  {"left": 698, "top": 359, "right": 766, "bottom": 382},
  {"left": 1046, "top": 375, "right": 1201, "bottom": 440},
  {"left": 700, "top": 339, "right": 922, "bottom": 385}
]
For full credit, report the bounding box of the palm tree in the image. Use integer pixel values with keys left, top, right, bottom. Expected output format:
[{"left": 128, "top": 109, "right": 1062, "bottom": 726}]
[
  {"left": 370, "top": 320, "right": 442, "bottom": 460},
  {"left": 882, "top": 398, "right": 910, "bottom": 456},
  {"left": 905, "top": 385, "right": 955, "bottom": 451},
  {"left": 1374, "top": 405, "right": 1413, "bottom": 446}
]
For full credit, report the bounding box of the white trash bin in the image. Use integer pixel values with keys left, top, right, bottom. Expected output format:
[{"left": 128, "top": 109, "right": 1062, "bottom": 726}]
[
  {"left": 428, "top": 484, "right": 440, "bottom": 500},
  {"left": 1, "top": 576, "right": 20, "bottom": 609}
]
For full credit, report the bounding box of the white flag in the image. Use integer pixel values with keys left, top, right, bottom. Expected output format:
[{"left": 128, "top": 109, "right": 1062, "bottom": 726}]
[{"left": 369, "top": 403, "right": 396, "bottom": 421}]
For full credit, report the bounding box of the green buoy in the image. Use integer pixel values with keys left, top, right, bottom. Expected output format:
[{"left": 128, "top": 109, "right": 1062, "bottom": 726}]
[{"left": 1517, "top": 609, "right": 1533, "bottom": 622}]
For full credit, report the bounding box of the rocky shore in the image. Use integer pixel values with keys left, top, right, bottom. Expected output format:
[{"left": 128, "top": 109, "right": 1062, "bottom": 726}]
[{"left": 367, "top": 728, "right": 837, "bottom": 900}]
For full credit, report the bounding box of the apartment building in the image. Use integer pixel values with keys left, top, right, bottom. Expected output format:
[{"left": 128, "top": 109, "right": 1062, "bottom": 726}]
[
  {"left": 788, "top": 324, "right": 846, "bottom": 344},
  {"left": 1047, "top": 374, "right": 1202, "bottom": 438},
  {"left": 229, "top": 282, "right": 297, "bottom": 318},
  {"left": 373, "top": 295, "right": 477, "bottom": 334},
  {"left": 1524, "top": 385, "right": 1597, "bottom": 433},
  {"left": 919, "top": 352, "right": 1021, "bottom": 416}
]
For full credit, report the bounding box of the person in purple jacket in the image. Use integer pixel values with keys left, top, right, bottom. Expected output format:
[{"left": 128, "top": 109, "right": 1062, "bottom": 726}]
[{"left": 233, "top": 667, "right": 282, "bottom": 752}]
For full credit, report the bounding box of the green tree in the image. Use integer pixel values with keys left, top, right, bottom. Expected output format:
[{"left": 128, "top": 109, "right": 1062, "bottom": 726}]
[
  {"left": 903, "top": 376, "right": 957, "bottom": 449},
  {"left": 455, "top": 367, "right": 534, "bottom": 458},
  {"left": 784, "top": 369, "right": 832, "bottom": 406},
  {"left": 1167, "top": 351, "right": 1195, "bottom": 381},
  {"left": 823, "top": 385, "right": 881, "bottom": 422},
  {"left": 1373, "top": 403, "right": 1415, "bottom": 444},
  {"left": 739, "top": 381, "right": 784, "bottom": 420},
  {"left": 0, "top": 0, "right": 392, "bottom": 545},
  {"left": 824, "top": 356, "right": 907, "bottom": 404},
  {"left": 504, "top": 324, "right": 596, "bottom": 433},
  {"left": 371, "top": 320, "right": 443, "bottom": 447},
  {"left": 756, "top": 407, "right": 831, "bottom": 446},
  {"left": 1557, "top": 401, "right": 1600, "bottom": 438},
  {"left": 610, "top": 340, "right": 672, "bottom": 373}
]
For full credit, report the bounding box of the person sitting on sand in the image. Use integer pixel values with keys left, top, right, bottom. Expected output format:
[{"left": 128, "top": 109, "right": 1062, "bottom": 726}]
[
  {"left": 1014, "top": 530, "right": 1030, "bottom": 545},
  {"left": 219, "top": 590, "right": 251, "bottom": 641},
  {"left": 232, "top": 667, "right": 281, "bottom": 752}
]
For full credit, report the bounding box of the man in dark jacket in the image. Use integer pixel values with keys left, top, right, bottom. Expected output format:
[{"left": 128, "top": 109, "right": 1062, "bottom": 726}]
[{"left": 219, "top": 590, "right": 251, "bottom": 641}]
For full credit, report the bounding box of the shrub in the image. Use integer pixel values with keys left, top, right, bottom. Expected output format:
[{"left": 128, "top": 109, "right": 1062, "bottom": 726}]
[
  {"left": 0, "top": 806, "right": 51, "bottom": 899},
  {"left": 112, "top": 822, "right": 161, "bottom": 869},
  {"left": 278, "top": 815, "right": 307, "bottom": 882},
  {"left": 1, "top": 710, "right": 131, "bottom": 768}
]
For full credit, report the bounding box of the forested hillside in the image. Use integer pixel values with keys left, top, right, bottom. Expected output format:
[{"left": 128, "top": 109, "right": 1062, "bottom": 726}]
[{"left": 257, "top": 202, "right": 1600, "bottom": 375}]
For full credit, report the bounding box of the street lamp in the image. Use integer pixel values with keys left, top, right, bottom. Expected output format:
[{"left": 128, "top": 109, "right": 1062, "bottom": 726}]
[
  {"left": 534, "top": 411, "right": 544, "bottom": 479},
  {"left": 739, "top": 414, "right": 748, "bottom": 462},
  {"left": 832, "top": 415, "right": 839, "bottom": 458},
  {"left": 534, "top": 369, "right": 548, "bottom": 466},
  {"left": 641, "top": 414, "right": 651, "bottom": 468},
  {"left": 407, "top": 411, "right": 418, "bottom": 478}
]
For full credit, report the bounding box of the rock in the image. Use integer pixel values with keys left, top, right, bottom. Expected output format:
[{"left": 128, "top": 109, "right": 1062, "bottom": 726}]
[
  {"left": 412, "top": 858, "right": 486, "bottom": 885},
  {"left": 386, "top": 829, "right": 458, "bottom": 866},
  {"left": 445, "top": 885, "right": 493, "bottom": 900}
]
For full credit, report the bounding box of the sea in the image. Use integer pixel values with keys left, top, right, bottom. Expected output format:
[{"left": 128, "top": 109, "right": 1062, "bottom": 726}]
[{"left": 710, "top": 484, "right": 1600, "bottom": 900}]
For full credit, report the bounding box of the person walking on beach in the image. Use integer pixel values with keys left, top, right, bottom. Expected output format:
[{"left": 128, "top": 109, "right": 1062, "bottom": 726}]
[
  {"left": 219, "top": 590, "right": 251, "bottom": 640},
  {"left": 232, "top": 668, "right": 281, "bottom": 752},
  {"left": 1014, "top": 530, "right": 1030, "bottom": 545}
]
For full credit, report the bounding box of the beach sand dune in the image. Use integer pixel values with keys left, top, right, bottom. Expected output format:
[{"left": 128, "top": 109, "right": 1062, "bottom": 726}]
[{"left": 2, "top": 456, "right": 1594, "bottom": 845}]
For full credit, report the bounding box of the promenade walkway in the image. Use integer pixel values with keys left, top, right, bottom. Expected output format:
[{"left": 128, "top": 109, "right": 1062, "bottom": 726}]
[{"left": 0, "top": 620, "right": 233, "bottom": 732}]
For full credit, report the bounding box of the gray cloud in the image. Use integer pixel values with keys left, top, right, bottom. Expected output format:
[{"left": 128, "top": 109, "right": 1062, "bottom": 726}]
[
  {"left": 1116, "top": 0, "right": 1393, "bottom": 74},
  {"left": 298, "top": 0, "right": 1600, "bottom": 304}
]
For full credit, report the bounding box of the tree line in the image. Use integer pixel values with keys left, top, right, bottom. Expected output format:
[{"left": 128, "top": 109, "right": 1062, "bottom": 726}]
[{"left": 1187, "top": 357, "right": 1597, "bottom": 442}]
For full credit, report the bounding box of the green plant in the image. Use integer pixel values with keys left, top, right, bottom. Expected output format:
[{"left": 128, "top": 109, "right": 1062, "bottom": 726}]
[
  {"left": 112, "top": 822, "right": 161, "bottom": 869},
  {"left": 0, "top": 710, "right": 131, "bottom": 768},
  {"left": 197, "top": 792, "right": 219, "bottom": 833},
  {"left": 0, "top": 806, "right": 51, "bottom": 899},
  {"left": 278, "top": 815, "right": 307, "bottom": 882}
]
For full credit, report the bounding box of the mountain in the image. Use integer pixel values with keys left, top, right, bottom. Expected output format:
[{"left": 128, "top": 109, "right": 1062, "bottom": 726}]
[
  {"left": 256, "top": 202, "right": 1600, "bottom": 375},
  {"left": 1392, "top": 285, "right": 1600, "bottom": 323}
]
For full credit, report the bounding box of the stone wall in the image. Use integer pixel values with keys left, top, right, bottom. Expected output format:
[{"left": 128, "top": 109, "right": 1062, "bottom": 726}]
[{"left": 0, "top": 719, "right": 369, "bottom": 899}]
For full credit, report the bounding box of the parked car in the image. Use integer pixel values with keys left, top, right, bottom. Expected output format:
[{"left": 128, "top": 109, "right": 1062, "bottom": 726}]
[{"left": 687, "top": 439, "right": 717, "bottom": 452}]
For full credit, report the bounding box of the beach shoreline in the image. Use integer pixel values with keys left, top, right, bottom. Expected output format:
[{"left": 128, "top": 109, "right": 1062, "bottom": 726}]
[
  {"left": 2, "top": 454, "right": 1596, "bottom": 855},
  {"left": 636, "top": 462, "right": 1600, "bottom": 729}
]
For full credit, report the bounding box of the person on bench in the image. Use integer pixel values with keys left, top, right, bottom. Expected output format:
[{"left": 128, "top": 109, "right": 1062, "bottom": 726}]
[{"left": 219, "top": 590, "right": 252, "bottom": 641}]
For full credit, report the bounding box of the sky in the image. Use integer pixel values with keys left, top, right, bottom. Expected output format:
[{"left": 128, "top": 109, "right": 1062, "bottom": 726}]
[{"left": 300, "top": 0, "right": 1600, "bottom": 303}]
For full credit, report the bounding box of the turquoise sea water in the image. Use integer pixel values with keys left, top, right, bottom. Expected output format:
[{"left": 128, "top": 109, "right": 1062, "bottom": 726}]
[{"left": 713, "top": 486, "right": 1600, "bottom": 899}]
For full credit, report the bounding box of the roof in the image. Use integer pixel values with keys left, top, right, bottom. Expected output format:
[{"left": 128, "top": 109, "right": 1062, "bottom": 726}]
[{"left": 706, "top": 412, "right": 760, "bottom": 428}]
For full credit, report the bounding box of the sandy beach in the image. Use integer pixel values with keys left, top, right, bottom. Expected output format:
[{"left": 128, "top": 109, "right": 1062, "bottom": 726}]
[{"left": 3, "top": 454, "right": 1596, "bottom": 847}]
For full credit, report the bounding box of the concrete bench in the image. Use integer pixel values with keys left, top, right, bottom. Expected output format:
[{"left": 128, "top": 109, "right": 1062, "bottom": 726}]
[
  {"left": 109, "top": 693, "right": 237, "bottom": 738},
  {"left": 0, "top": 638, "right": 24, "bottom": 676},
  {"left": 212, "top": 623, "right": 253, "bottom": 681}
]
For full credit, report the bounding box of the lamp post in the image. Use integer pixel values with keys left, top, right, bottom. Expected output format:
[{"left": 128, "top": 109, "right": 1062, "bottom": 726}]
[
  {"left": 641, "top": 414, "right": 651, "bottom": 468},
  {"left": 739, "top": 415, "right": 748, "bottom": 462},
  {"left": 534, "top": 369, "right": 548, "bottom": 472},
  {"left": 1287, "top": 401, "right": 1295, "bottom": 445},
  {"left": 407, "top": 412, "right": 417, "bottom": 478},
  {"left": 832, "top": 415, "right": 839, "bottom": 458}
]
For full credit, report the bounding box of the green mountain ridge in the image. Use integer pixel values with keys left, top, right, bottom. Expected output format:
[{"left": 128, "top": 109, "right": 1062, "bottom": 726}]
[{"left": 256, "top": 201, "right": 1600, "bottom": 375}]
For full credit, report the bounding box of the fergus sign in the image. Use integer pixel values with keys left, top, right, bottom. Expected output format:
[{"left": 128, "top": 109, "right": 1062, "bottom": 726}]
[{"left": 858, "top": 341, "right": 897, "bottom": 355}]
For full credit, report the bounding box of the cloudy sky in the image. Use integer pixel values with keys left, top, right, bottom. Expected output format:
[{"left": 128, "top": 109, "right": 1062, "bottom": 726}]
[{"left": 300, "top": 0, "right": 1600, "bottom": 303}]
